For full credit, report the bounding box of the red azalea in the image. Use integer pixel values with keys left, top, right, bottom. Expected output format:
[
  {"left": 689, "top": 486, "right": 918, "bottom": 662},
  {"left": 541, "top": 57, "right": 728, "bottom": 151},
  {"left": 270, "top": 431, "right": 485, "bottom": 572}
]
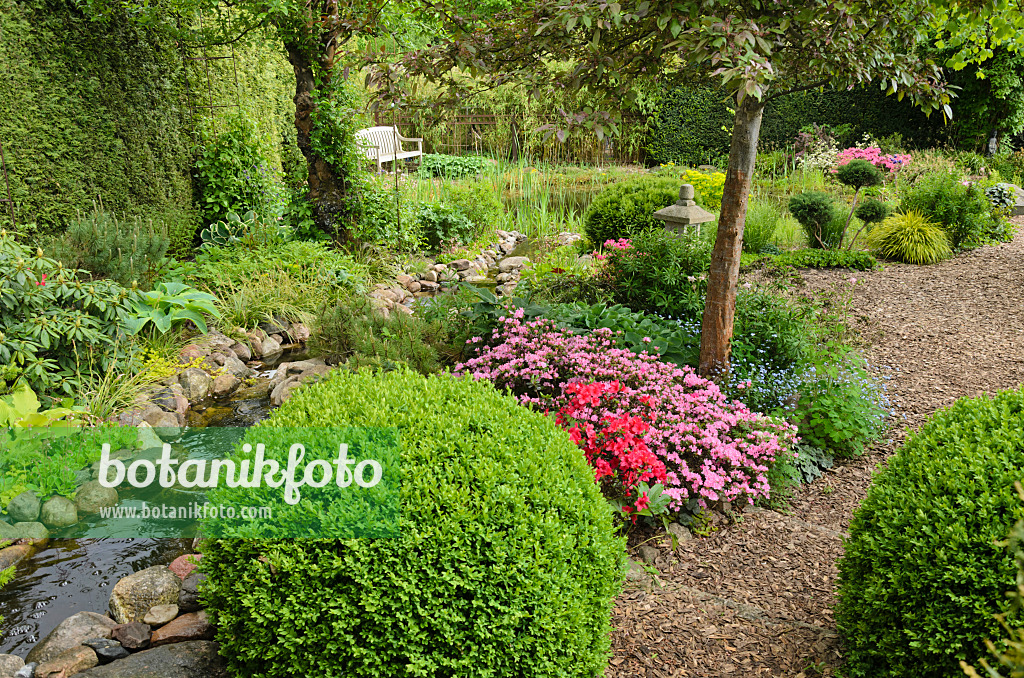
[{"left": 36, "top": 273, "right": 46, "bottom": 286}]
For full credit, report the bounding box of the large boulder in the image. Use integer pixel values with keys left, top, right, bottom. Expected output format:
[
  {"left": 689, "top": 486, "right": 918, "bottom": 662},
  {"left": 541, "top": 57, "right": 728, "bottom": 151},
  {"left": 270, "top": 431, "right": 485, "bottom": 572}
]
[
  {"left": 26, "top": 612, "right": 117, "bottom": 665},
  {"left": 177, "top": 573, "right": 206, "bottom": 614},
  {"left": 34, "top": 645, "right": 98, "bottom": 678},
  {"left": 74, "top": 641, "right": 228, "bottom": 678},
  {"left": 11, "top": 522, "right": 48, "bottom": 540},
  {"left": 6, "top": 491, "right": 40, "bottom": 523},
  {"left": 498, "top": 255, "right": 531, "bottom": 273},
  {"left": 0, "top": 654, "right": 24, "bottom": 676},
  {"left": 74, "top": 482, "right": 119, "bottom": 515},
  {"left": 0, "top": 544, "right": 32, "bottom": 570},
  {"left": 109, "top": 567, "right": 181, "bottom": 624},
  {"left": 150, "top": 611, "right": 215, "bottom": 647},
  {"left": 220, "top": 356, "right": 253, "bottom": 380},
  {"left": 210, "top": 373, "right": 240, "bottom": 399},
  {"left": 177, "top": 368, "right": 212, "bottom": 403},
  {"left": 110, "top": 623, "right": 151, "bottom": 651},
  {"left": 40, "top": 497, "right": 78, "bottom": 529}
]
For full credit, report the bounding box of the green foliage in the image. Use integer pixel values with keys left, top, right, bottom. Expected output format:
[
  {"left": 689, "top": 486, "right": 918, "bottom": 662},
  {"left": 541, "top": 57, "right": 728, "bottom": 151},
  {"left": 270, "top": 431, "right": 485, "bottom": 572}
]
[
  {"left": 193, "top": 115, "right": 284, "bottom": 226},
  {"left": 199, "top": 368, "right": 624, "bottom": 678},
  {"left": 0, "top": 230, "right": 138, "bottom": 399},
  {"left": 985, "top": 184, "right": 1018, "bottom": 212},
  {"left": 772, "top": 249, "right": 877, "bottom": 270},
  {"left": 836, "top": 159, "right": 884, "bottom": 190},
  {"left": 583, "top": 177, "right": 680, "bottom": 245},
  {"left": 899, "top": 171, "right": 994, "bottom": 249},
  {"left": 606, "top": 228, "right": 712, "bottom": 319},
  {"left": 445, "top": 180, "right": 503, "bottom": 231},
  {"left": 418, "top": 153, "right": 494, "bottom": 179},
  {"left": 415, "top": 202, "right": 477, "bottom": 250},
  {"left": 0, "top": 0, "right": 196, "bottom": 235},
  {"left": 743, "top": 198, "right": 781, "bottom": 253},
  {"left": 796, "top": 345, "right": 888, "bottom": 458},
  {"left": 200, "top": 210, "right": 289, "bottom": 249},
  {"left": 854, "top": 199, "right": 891, "bottom": 225},
  {"left": 308, "top": 295, "right": 445, "bottom": 374},
  {"left": 867, "top": 211, "right": 952, "bottom": 265},
  {"left": 354, "top": 178, "right": 421, "bottom": 251},
  {"left": 125, "top": 282, "right": 219, "bottom": 335},
  {"left": 837, "top": 387, "right": 1024, "bottom": 678},
  {"left": 57, "top": 209, "right": 171, "bottom": 288},
  {"left": 0, "top": 565, "right": 12, "bottom": 624},
  {"left": 789, "top": 191, "right": 841, "bottom": 248},
  {"left": 308, "top": 78, "right": 365, "bottom": 235}
]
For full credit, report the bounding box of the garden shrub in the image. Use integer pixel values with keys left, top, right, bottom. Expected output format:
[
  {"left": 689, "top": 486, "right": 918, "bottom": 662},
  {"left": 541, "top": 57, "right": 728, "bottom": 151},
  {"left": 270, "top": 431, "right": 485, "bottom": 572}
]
[
  {"left": 193, "top": 115, "right": 284, "bottom": 226},
  {"left": 789, "top": 191, "right": 841, "bottom": 248},
  {"left": 771, "top": 249, "right": 877, "bottom": 270},
  {"left": 354, "top": 178, "right": 421, "bottom": 251},
  {"left": 418, "top": 153, "right": 494, "bottom": 179},
  {"left": 583, "top": 177, "right": 680, "bottom": 244},
  {"left": 853, "top": 199, "right": 890, "bottom": 228},
  {"left": 605, "top": 229, "right": 711, "bottom": 319},
  {"left": 867, "top": 211, "right": 952, "bottom": 265},
  {"left": 681, "top": 169, "right": 726, "bottom": 211},
  {"left": 459, "top": 313, "right": 797, "bottom": 510},
  {"left": 199, "top": 368, "right": 624, "bottom": 678},
  {"left": 445, "top": 180, "right": 503, "bottom": 232},
  {"left": 309, "top": 295, "right": 444, "bottom": 374},
  {"left": 836, "top": 387, "right": 1024, "bottom": 678},
  {"left": 56, "top": 209, "right": 171, "bottom": 287},
  {"left": 0, "top": 230, "right": 137, "bottom": 399},
  {"left": 416, "top": 202, "right": 477, "bottom": 250},
  {"left": 743, "top": 198, "right": 781, "bottom": 253},
  {"left": 899, "top": 171, "right": 993, "bottom": 249}
]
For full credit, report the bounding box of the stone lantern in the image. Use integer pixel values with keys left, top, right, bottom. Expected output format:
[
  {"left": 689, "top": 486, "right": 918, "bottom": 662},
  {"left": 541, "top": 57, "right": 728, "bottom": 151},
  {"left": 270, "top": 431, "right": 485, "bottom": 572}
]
[{"left": 653, "top": 184, "right": 716, "bottom": 238}]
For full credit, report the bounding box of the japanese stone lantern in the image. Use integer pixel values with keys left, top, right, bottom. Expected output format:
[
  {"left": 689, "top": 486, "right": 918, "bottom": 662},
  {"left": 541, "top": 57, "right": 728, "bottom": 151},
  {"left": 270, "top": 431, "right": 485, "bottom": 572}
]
[{"left": 653, "top": 184, "right": 716, "bottom": 237}]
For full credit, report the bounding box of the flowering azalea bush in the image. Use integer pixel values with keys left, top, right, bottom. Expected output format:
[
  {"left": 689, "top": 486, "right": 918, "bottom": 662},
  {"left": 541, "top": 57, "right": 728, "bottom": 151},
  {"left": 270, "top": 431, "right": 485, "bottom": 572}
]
[
  {"left": 836, "top": 146, "right": 911, "bottom": 174},
  {"left": 458, "top": 312, "right": 797, "bottom": 511}
]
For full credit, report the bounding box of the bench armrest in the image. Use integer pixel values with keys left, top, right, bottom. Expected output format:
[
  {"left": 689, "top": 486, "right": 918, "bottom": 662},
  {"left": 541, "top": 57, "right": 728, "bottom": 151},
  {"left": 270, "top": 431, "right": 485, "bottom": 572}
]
[{"left": 395, "top": 132, "right": 422, "bottom": 143}]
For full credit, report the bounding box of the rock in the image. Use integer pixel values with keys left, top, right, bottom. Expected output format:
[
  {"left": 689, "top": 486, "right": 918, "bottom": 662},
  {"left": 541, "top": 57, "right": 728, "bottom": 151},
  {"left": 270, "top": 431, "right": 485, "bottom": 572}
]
[
  {"left": 74, "top": 641, "right": 228, "bottom": 678},
  {"left": 260, "top": 336, "right": 282, "bottom": 360},
  {"left": 167, "top": 385, "right": 189, "bottom": 415},
  {"left": 418, "top": 281, "right": 439, "bottom": 293},
  {"left": 210, "top": 374, "right": 240, "bottom": 399},
  {"left": 177, "top": 573, "right": 206, "bottom": 614},
  {"left": 14, "top": 663, "right": 37, "bottom": 678},
  {"left": 624, "top": 559, "right": 652, "bottom": 586},
  {"left": 207, "top": 352, "right": 229, "bottom": 367},
  {"left": 269, "top": 376, "right": 302, "bottom": 407},
  {"left": 257, "top": 318, "right": 289, "bottom": 336},
  {"left": 420, "top": 270, "right": 438, "bottom": 283},
  {"left": 396, "top": 273, "right": 414, "bottom": 285},
  {"left": 110, "top": 623, "right": 151, "bottom": 651},
  {"left": 142, "top": 605, "right": 178, "bottom": 628},
  {"left": 150, "top": 611, "right": 214, "bottom": 647},
  {"left": 499, "top": 241, "right": 515, "bottom": 254},
  {"left": 228, "top": 342, "right": 251, "bottom": 362},
  {"left": 109, "top": 567, "right": 181, "bottom": 625},
  {"left": 113, "top": 408, "right": 146, "bottom": 427},
  {"left": 40, "top": 497, "right": 78, "bottom": 529},
  {"left": 498, "top": 256, "right": 530, "bottom": 273},
  {"left": 450, "top": 258, "right": 471, "bottom": 271},
  {"left": 82, "top": 639, "right": 129, "bottom": 665},
  {"left": 26, "top": 612, "right": 117, "bottom": 665},
  {"left": 495, "top": 272, "right": 511, "bottom": 283},
  {"left": 136, "top": 423, "right": 164, "bottom": 451},
  {"left": 148, "top": 389, "right": 178, "bottom": 412},
  {"left": 0, "top": 543, "right": 31, "bottom": 570},
  {"left": 11, "top": 522, "right": 48, "bottom": 540},
  {"left": 0, "top": 655, "right": 24, "bottom": 677},
  {"left": 168, "top": 554, "right": 200, "bottom": 580},
  {"left": 667, "top": 522, "right": 692, "bottom": 543},
  {"left": 245, "top": 333, "right": 263, "bottom": 359},
  {"left": 177, "top": 345, "right": 205, "bottom": 364},
  {"left": 405, "top": 280, "right": 421, "bottom": 293},
  {"left": 638, "top": 545, "right": 660, "bottom": 565},
  {"left": 288, "top": 323, "right": 310, "bottom": 343},
  {"left": 220, "top": 356, "right": 253, "bottom": 380},
  {"left": 74, "top": 482, "right": 119, "bottom": 515},
  {"left": 7, "top": 491, "right": 40, "bottom": 523},
  {"left": 142, "top": 409, "right": 179, "bottom": 429},
  {"left": 35, "top": 645, "right": 98, "bottom": 678},
  {"left": 463, "top": 275, "right": 489, "bottom": 284},
  {"left": 177, "top": 368, "right": 212, "bottom": 403}
]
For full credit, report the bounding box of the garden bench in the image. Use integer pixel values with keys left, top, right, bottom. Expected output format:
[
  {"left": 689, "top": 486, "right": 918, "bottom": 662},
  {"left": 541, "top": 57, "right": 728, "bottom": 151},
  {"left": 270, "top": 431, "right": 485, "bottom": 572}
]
[{"left": 354, "top": 126, "right": 423, "bottom": 171}]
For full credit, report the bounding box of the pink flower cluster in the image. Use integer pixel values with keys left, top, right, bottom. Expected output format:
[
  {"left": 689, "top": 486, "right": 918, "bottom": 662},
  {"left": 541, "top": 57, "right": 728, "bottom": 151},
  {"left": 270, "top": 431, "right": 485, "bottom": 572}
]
[
  {"left": 835, "top": 147, "right": 911, "bottom": 174},
  {"left": 455, "top": 313, "right": 797, "bottom": 509},
  {"left": 603, "top": 238, "right": 632, "bottom": 250}
]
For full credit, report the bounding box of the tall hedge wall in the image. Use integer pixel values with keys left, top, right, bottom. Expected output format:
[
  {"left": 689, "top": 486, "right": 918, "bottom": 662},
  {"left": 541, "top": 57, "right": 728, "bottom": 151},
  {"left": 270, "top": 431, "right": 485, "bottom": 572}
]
[
  {"left": 643, "top": 85, "right": 953, "bottom": 167},
  {"left": 0, "top": 0, "right": 297, "bottom": 238}
]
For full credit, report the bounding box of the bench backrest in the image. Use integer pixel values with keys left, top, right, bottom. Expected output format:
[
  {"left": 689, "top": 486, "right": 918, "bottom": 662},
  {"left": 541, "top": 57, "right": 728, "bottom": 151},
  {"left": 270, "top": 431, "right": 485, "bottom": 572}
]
[{"left": 354, "top": 126, "right": 400, "bottom": 158}]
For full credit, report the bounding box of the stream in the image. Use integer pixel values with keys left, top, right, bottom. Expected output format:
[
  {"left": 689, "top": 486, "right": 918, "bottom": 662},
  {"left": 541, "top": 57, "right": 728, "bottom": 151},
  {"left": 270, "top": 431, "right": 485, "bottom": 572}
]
[{"left": 0, "top": 351, "right": 299, "bottom": 658}]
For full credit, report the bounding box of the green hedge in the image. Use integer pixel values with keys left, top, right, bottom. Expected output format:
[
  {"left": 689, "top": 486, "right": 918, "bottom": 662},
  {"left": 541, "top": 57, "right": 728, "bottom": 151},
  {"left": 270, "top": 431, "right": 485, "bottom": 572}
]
[
  {"left": 642, "top": 86, "right": 953, "bottom": 166},
  {"left": 836, "top": 387, "right": 1024, "bottom": 678},
  {"left": 583, "top": 177, "right": 679, "bottom": 244},
  {"left": 200, "top": 368, "right": 625, "bottom": 678}
]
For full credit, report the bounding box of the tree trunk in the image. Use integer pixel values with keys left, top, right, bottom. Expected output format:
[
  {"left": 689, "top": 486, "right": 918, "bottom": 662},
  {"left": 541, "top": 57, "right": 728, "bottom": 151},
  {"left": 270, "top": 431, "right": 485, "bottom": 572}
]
[
  {"left": 697, "top": 95, "right": 765, "bottom": 381},
  {"left": 285, "top": 41, "right": 353, "bottom": 241}
]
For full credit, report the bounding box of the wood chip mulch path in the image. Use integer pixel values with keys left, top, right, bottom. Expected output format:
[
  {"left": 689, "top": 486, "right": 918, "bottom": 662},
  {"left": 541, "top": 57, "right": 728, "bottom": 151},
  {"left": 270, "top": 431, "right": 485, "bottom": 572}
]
[{"left": 607, "top": 218, "right": 1024, "bottom": 678}]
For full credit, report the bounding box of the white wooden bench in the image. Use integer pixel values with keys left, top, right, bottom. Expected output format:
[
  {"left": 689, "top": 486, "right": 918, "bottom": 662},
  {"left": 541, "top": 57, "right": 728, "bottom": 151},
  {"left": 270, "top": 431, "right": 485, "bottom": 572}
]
[{"left": 354, "top": 126, "right": 423, "bottom": 171}]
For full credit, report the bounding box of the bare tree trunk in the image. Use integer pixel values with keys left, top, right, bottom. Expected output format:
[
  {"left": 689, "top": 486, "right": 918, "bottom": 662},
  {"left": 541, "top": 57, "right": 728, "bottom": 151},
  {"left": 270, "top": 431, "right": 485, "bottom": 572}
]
[
  {"left": 698, "top": 95, "right": 765, "bottom": 381},
  {"left": 286, "top": 40, "right": 354, "bottom": 241}
]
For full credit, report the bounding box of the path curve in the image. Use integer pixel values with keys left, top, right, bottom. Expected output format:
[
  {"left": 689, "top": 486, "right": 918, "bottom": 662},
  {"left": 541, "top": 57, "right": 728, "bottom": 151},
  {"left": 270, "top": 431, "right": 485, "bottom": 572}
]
[{"left": 608, "top": 219, "right": 1024, "bottom": 677}]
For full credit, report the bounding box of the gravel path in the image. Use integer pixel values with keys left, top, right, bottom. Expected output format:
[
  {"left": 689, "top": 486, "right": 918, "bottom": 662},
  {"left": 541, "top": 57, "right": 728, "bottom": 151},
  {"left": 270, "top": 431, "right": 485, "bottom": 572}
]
[{"left": 607, "top": 219, "right": 1024, "bottom": 677}]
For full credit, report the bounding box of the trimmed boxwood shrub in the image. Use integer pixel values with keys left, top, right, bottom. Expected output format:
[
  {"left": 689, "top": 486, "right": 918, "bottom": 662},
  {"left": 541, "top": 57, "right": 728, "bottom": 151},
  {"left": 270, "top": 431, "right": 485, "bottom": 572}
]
[
  {"left": 583, "top": 177, "right": 679, "bottom": 245},
  {"left": 199, "top": 368, "right": 625, "bottom": 678},
  {"left": 836, "top": 387, "right": 1024, "bottom": 678}
]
